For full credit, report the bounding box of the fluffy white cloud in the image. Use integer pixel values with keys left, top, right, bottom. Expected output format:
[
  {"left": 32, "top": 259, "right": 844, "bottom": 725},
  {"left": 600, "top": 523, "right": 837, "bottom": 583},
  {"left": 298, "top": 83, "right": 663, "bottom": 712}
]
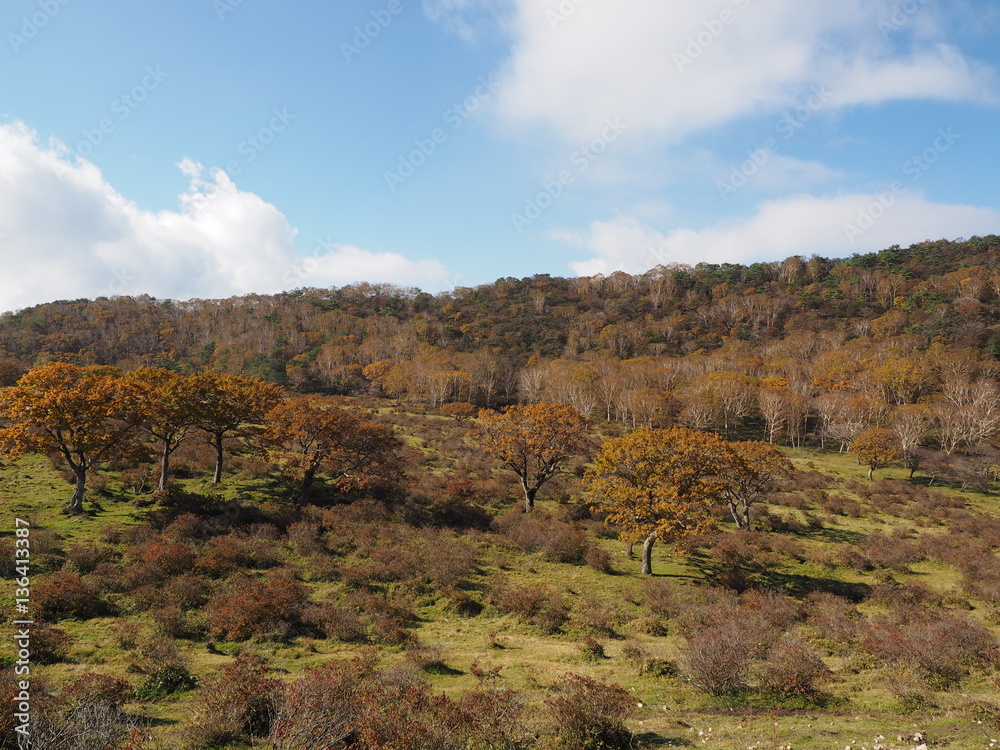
[
  {"left": 0, "top": 122, "right": 450, "bottom": 314},
  {"left": 486, "top": 0, "right": 996, "bottom": 142},
  {"left": 565, "top": 194, "right": 1000, "bottom": 276}
]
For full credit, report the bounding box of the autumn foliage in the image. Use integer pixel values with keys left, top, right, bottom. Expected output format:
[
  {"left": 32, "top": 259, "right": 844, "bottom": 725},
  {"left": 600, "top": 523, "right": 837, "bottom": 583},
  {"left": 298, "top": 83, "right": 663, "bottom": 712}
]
[{"left": 475, "top": 402, "right": 591, "bottom": 511}]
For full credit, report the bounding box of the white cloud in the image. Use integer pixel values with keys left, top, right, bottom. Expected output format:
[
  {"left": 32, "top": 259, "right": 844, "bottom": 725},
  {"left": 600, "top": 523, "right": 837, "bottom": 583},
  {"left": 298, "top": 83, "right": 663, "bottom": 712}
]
[
  {"left": 482, "top": 0, "right": 997, "bottom": 142},
  {"left": 564, "top": 195, "right": 1000, "bottom": 276},
  {"left": 0, "top": 122, "right": 451, "bottom": 314}
]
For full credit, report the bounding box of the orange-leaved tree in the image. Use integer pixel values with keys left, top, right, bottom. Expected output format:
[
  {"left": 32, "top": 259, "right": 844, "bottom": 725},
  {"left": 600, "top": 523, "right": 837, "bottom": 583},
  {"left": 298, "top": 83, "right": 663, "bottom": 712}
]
[
  {"left": 0, "top": 362, "right": 143, "bottom": 514},
  {"left": 127, "top": 367, "right": 200, "bottom": 491},
  {"left": 265, "top": 396, "right": 402, "bottom": 504},
  {"left": 475, "top": 402, "right": 591, "bottom": 512},
  {"left": 850, "top": 427, "right": 901, "bottom": 481},
  {"left": 720, "top": 441, "right": 791, "bottom": 530},
  {"left": 189, "top": 373, "right": 284, "bottom": 483},
  {"left": 584, "top": 426, "right": 729, "bottom": 575}
]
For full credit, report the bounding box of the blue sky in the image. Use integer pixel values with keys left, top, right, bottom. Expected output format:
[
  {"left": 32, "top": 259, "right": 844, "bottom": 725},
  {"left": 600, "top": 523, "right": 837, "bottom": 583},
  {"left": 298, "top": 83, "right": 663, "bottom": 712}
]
[{"left": 1, "top": 0, "right": 999, "bottom": 312}]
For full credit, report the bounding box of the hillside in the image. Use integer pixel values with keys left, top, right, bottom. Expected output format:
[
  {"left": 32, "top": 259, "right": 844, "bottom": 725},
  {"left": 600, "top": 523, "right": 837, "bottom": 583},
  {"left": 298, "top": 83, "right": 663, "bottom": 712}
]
[{"left": 4, "top": 236, "right": 1000, "bottom": 749}]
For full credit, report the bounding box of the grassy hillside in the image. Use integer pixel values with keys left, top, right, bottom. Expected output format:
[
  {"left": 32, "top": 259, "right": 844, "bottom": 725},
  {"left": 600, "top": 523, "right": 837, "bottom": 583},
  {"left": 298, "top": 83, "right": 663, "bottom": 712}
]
[{"left": 4, "top": 405, "right": 1000, "bottom": 749}]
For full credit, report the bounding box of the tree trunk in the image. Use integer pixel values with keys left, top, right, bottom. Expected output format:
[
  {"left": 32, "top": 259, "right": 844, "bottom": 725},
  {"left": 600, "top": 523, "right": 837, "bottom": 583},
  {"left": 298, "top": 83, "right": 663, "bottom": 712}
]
[
  {"left": 867, "top": 466, "right": 874, "bottom": 481},
  {"left": 743, "top": 503, "right": 752, "bottom": 531},
  {"left": 299, "top": 467, "right": 317, "bottom": 505},
  {"left": 158, "top": 442, "right": 171, "bottom": 491},
  {"left": 728, "top": 501, "right": 745, "bottom": 530},
  {"left": 521, "top": 480, "right": 537, "bottom": 512},
  {"left": 64, "top": 467, "right": 87, "bottom": 515},
  {"left": 625, "top": 542, "right": 634, "bottom": 558},
  {"left": 641, "top": 533, "right": 656, "bottom": 575},
  {"left": 213, "top": 434, "right": 224, "bottom": 484}
]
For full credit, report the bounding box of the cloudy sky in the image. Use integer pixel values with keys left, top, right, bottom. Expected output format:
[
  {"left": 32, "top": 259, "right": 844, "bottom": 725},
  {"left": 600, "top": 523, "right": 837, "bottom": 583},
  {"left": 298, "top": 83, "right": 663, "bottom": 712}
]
[{"left": 1, "top": 0, "right": 999, "bottom": 312}]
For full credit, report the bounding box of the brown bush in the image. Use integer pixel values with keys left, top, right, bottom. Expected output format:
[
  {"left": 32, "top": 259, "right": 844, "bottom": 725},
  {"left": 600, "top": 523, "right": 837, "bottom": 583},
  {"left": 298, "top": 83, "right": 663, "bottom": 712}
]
[
  {"left": 577, "top": 594, "right": 621, "bottom": 637},
  {"left": 860, "top": 533, "right": 921, "bottom": 571},
  {"left": 543, "top": 673, "right": 634, "bottom": 750},
  {"left": 207, "top": 573, "right": 307, "bottom": 641},
  {"left": 494, "top": 511, "right": 588, "bottom": 564},
  {"left": 806, "top": 592, "right": 861, "bottom": 643},
  {"left": 584, "top": 543, "right": 613, "bottom": 573},
  {"left": 683, "top": 618, "right": 759, "bottom": 696},
  {"left": 34, "top": 570, "right": 104, "bottom": 621},
  {"left": 187, "top": 655, "right": 281, "bottom": 746},
  {"left": 756, "top": 638, "right": 830, "bottom": 699},
  {"left": 64, "top": 543, "right": 115, "bottom": 574},
  {"left": 303, "top": 603, "right": 368, "bottom": 643},
  {"left": 865, "top": 614, "right": 998, "bottom": 687},
  {"left": 489, "top": 578, "right": 569, "bottom": 634},
  {"left": 31, "top": 624, "right": 74, "bottom": 664}
]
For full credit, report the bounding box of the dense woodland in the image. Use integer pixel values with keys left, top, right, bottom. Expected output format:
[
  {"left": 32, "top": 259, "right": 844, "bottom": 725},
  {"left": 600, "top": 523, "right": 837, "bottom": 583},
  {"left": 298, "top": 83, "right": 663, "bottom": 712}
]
[{"left": 4, "top": 236, "right": 1000, "bottom": 749}]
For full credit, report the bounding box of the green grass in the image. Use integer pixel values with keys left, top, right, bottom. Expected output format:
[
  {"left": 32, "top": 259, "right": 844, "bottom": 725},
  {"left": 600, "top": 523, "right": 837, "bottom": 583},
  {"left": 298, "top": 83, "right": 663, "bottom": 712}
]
[{"left": 3, "top": 430, "right": 1000, "bottom": 748}]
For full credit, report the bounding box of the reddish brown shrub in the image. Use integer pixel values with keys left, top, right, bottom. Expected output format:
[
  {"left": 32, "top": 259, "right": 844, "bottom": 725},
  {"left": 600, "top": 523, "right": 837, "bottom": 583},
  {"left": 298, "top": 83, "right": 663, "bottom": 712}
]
[
  {"left": 188, "top": 655, "right": 281, "bottom": 746},
  {"left": 756, "top": 638, "right": 830, "bottom": 698},
  {"left": 806, "top": 592, "right": 861, "bottom": 643},
  {"left": 489, "top": 578, "right": 569, "bottom": 633},
  {"left": 683, "top": 618, "right": 759, "bottom": 696},
  {"left": 207, "top": 573, "right": 307, "bottom": 641},
  {"left": 584, "top": 543, "right": 613, "bottom": 573},
  {"left": 544, "top": 673, "right": 634, "bottom": 750},
  {"left": 34, "top": 570, "right": 104, "bottom": 621},
  {"left": 64, "top": 544, "right": 115, "bottom": 574},
  {"left": 860, "top": 533, "right": 921, "bottom": 571},
  {"left": 865, "top": 614, "right": 998, "bottom": 687},
  {"left": 303, "top": 603, "right": 368, "bottom": 643},
  {"left": 31, "top": 624, "right": 74, "bottom": 664}
]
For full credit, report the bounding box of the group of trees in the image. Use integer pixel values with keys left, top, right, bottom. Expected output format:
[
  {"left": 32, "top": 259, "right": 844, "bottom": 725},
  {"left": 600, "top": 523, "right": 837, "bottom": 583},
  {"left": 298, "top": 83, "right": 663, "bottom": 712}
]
[
  {"left": 0, "top": 363, "right": 401, "bottom": 514},
  {"left": 2, "top": 365, "right": 794, "bottom": 572}
]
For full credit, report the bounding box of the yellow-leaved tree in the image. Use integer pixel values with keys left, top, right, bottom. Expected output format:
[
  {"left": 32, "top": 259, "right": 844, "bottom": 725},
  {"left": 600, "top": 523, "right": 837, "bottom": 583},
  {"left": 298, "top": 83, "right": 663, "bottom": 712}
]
[
  {"left": 850, "top": 427, "right": 901, "bottom": 481},
  {"left": 0, "top": 362, "right": 142, "bottom": 514},
  {"left": 265, "top": 396, "right": 402, "bottom": 504},
  {"left": 584, "top": 426, "right": 729, "bottom": 574},
  {"left": 722, "top": 441, "right": 792, "bottom": 530},
  {"left": 475, "top": 402, "right": 591, "bottom": 512}
]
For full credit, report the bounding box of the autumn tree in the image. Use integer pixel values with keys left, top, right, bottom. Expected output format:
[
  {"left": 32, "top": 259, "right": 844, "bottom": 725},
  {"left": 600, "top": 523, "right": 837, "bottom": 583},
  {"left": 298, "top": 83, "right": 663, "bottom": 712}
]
[
  {"left": 126, "top": 368, "right": 199, "bottom": 490},
  {"left": 265, "top": 396, "right": 402, "bottom": 504},
  {"left": 0, "top": 363, "right": 141, "bottom": 514},
  {"left": 189, "top": 373, "right": 284, "bottom": 483},
  {"left": 891, "top": 403, "right": 933, "bottom": 477},
  {"left": 584, "top": 427, "right": 729, "bottom": 574},
  {"left": 850, "top": 427, "right": 901, "bottom": 481},
  {"left": 475, "top": 403, "right": 591, "bottom": 512},
  {"left": 721, "top": 441, "right": 792, "bottom": 530}
]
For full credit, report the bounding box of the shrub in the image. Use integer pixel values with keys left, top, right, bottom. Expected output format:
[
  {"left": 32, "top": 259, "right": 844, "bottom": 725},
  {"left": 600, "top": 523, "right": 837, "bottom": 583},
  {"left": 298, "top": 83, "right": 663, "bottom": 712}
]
[
  {"left": 543, "top": 673, "right": 634, "bottom": 750},
  {"left": 64, "top": 543, "right": 115, "bottom": 574},
  {"left": 489, "top": 579, "right": 569, "bottom": 634},
  {"left": 207, "top": 573, "right": 307, "bottom": 641},
  {"left": 584, "top": 543, "right": 614, "bottom": 573},
  {"left": 34, "top": 570, "right": 104, "bottom": 621},
  {"left": 756, "top": 638, "right": 830, "bottom": 699},
  {"left": 125, "top": 538, "right": 196, "bottom": 586},
  {"left": 494, "top": 511, "right": 588, "bottom": 564},
  {"left": 31, "top": 624, "right": 74, "bottom": 664},
  {"left": 578, "top": 636, "right": 607, "bottom": 661},
  {"left": 865, "top": 614, "right": 998, "bottom": 687},
  {"left": 187, "top": 655, "right": 281, "bottom": 747},
  {"left": 683, "top": 618, "right": 759, "bottom": 696},
  {"left": 129, "top": 636, "right": 196, "bottom": 700},
  {"left": 806, "top": 592, "right": 861, "bottom": 643},
  {"left": 303, "top": 603, "right": 368, "bottom": 643},
  {"left": 577, "top": 594, "right": 621, "bottom": 636},
  {"left": 287, "top": 522, "right": 325, "bottom": 556}
]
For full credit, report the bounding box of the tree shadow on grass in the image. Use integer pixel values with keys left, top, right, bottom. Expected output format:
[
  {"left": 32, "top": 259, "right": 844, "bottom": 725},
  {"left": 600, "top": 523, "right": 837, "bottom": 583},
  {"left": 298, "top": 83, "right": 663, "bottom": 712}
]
[{"left": 634, "top": 731, "right": 693, "bottom": 747}]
